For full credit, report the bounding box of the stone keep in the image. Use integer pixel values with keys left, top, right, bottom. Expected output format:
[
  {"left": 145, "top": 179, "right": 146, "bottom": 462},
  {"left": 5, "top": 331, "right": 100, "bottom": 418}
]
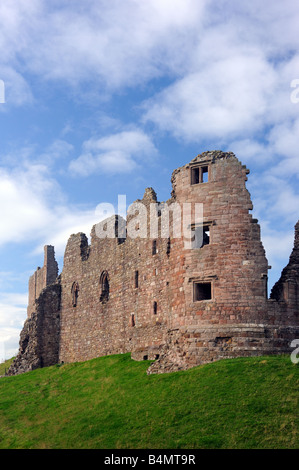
[{"left": 8, "top": 151, "right": 299, "bottom": 375}]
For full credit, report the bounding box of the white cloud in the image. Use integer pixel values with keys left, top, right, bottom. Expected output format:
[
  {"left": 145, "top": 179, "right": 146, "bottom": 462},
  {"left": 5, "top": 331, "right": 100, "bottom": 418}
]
[
  {"left": 0, "top": 158, "right": 103, "bottom": 255},
  {"left": 0, "top": 165, "right": 53, "bottom": 245},
  {"left": 69, "top": 129, "right": 158, "bottom": 176},
  {"left": 0, "top": 0, "right": 207, "bottom": 94},
  {"left": 143, "top": 50, "right": 278, "bottom": 142}
]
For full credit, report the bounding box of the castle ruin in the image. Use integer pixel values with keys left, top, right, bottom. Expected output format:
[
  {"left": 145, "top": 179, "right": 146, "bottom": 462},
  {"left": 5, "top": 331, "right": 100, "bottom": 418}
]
[{"left": 7, "top": 151, "right": 299, "bottom": 375}]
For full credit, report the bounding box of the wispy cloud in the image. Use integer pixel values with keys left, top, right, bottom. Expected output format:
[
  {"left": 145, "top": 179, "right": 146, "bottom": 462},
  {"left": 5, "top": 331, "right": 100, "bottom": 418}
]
[{"left": 69, "top": 129, "right": 158, "bottom": 176}]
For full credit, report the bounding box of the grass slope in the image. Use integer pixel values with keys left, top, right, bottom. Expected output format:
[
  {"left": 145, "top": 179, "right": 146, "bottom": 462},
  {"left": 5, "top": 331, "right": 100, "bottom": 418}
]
[
  {"left": 0, "top": 354, "right": 298, "bottom": 449},
  {"left": 0, "top": 357, "right": 14, "bottom": 376}
]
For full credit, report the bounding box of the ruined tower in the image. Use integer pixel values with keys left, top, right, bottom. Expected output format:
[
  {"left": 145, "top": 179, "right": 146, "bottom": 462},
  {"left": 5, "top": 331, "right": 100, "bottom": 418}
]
[{"left": 27, "top": 245, "right": 58, "bottom": 317}]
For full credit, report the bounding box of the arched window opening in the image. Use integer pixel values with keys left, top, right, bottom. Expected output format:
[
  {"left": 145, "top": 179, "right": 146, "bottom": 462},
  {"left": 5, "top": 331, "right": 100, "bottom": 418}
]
[
  {"left": 100, "top": 271, "right": 110, "bottom": 303},
  {"left": 71, "top": 282, "right": 79, "bottom": 307}
]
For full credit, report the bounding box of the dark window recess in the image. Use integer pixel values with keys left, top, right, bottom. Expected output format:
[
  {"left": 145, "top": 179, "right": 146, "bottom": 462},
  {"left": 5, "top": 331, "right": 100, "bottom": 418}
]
[
  {"left": 155, "top": 354, "right": 160, "bottom": 360},
  {"left": 100, "top": 271, "right": 109, "bottom": 303},
  {"left": 194, "top": 282, "right": 212, "bottom": 301},
  {"left": 152, "top": 240, "right": 157, "bottom": 255},
  {"left": 191, "top": 225, "right": 210, "bottom": 248},
  {"left": 143, "top": 355, "right": 148, "bottom": 360},
  {"left": 135, "top": 270, "right": 139, "bottom": 288},
  {"left": 153, "top": 301, "right": 157, "bottom": 315},
  {"left": 115, "top": 218, "right": 126, "bottom": 244},
  {"left": 191, "top": 167, "right": 200, "bottom": 185},
  {"left": 117, "top": 234, "right": 126, "bottom": 245},
  {"left": 131, "top": 314, "right": 135, "bottom": 327},
  {"left": 71, "top": 282, "right": 79, "bottom": 307}
]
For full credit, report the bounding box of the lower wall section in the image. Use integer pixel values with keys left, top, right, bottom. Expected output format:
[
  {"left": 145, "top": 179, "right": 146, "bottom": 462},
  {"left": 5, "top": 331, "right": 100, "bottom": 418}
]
[
  {"left": 147, "top": 324, "right": 299, "bottom": 374},
  {"left": 7, "top": 282, "right": 61, "bottom": 376}
]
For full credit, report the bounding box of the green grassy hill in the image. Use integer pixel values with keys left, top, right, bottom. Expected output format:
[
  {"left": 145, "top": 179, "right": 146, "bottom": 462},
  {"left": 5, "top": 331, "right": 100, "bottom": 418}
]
[{"left": 0, "top": 354, "right": 298, "bottom": 449}]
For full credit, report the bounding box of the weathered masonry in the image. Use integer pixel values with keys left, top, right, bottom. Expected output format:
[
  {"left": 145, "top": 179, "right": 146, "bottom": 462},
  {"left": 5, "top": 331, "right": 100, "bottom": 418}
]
[{"left": 8, "top": 151, "right": 299, "bottom": 375}]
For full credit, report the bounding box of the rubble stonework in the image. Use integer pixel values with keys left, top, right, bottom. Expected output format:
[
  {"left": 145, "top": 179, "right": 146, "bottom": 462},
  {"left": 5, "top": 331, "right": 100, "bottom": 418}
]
[{"left": 7, "top": 151, "right": 299, "bottom": 376}]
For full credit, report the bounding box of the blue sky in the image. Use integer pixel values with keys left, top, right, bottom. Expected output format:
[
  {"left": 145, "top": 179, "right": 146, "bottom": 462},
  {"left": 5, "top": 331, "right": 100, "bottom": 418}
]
[{"left": 0, "top": 0, "right": 299, "bottom": 361}]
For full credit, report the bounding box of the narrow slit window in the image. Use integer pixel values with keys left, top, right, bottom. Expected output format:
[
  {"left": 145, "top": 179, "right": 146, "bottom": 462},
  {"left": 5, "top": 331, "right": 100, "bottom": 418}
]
[
  {"left": 71, "top": 282, "right": 79, "bottom": 307},
  {"left": 152, "top": 240, "right": 157, "bottom": 255},
  {"left": 135, "top": 270, "right": 139, "bottom": 288},
  {"left": 166, "top": 237, "right": 171, "bottom": 255},
  {"left": 193, "top": 282, "right": 212, "bottom": 301},
  {"left": 153, "top": 301, "right": 157, "bottom": 315},
  {"left": 100, "top": 271, "right": 110, "bottom": 303}
]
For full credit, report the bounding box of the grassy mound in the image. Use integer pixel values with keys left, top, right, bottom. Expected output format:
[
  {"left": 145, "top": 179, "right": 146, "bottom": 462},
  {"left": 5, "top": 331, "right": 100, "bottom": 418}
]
[{"left": 0, "top": 354, "right": 298, "bottom": 449}]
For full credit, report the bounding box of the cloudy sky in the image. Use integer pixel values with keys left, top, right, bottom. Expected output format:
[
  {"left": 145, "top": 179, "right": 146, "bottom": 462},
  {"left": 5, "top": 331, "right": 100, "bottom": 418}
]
[{"left": 0, "top": 0, "right": 299, "bottom": 361}]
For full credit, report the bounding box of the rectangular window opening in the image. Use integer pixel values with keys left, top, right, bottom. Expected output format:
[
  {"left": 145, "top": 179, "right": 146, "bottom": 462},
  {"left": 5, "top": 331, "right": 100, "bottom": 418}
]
[
  {"left": 191, "top": 165, "right": 209, "bottom": 185},
  {"left": 153, "top": 301, "right": 157, "bottom": 315},
  {"left": 194, "top": 282, "right": 212, "bottom": 301}
]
